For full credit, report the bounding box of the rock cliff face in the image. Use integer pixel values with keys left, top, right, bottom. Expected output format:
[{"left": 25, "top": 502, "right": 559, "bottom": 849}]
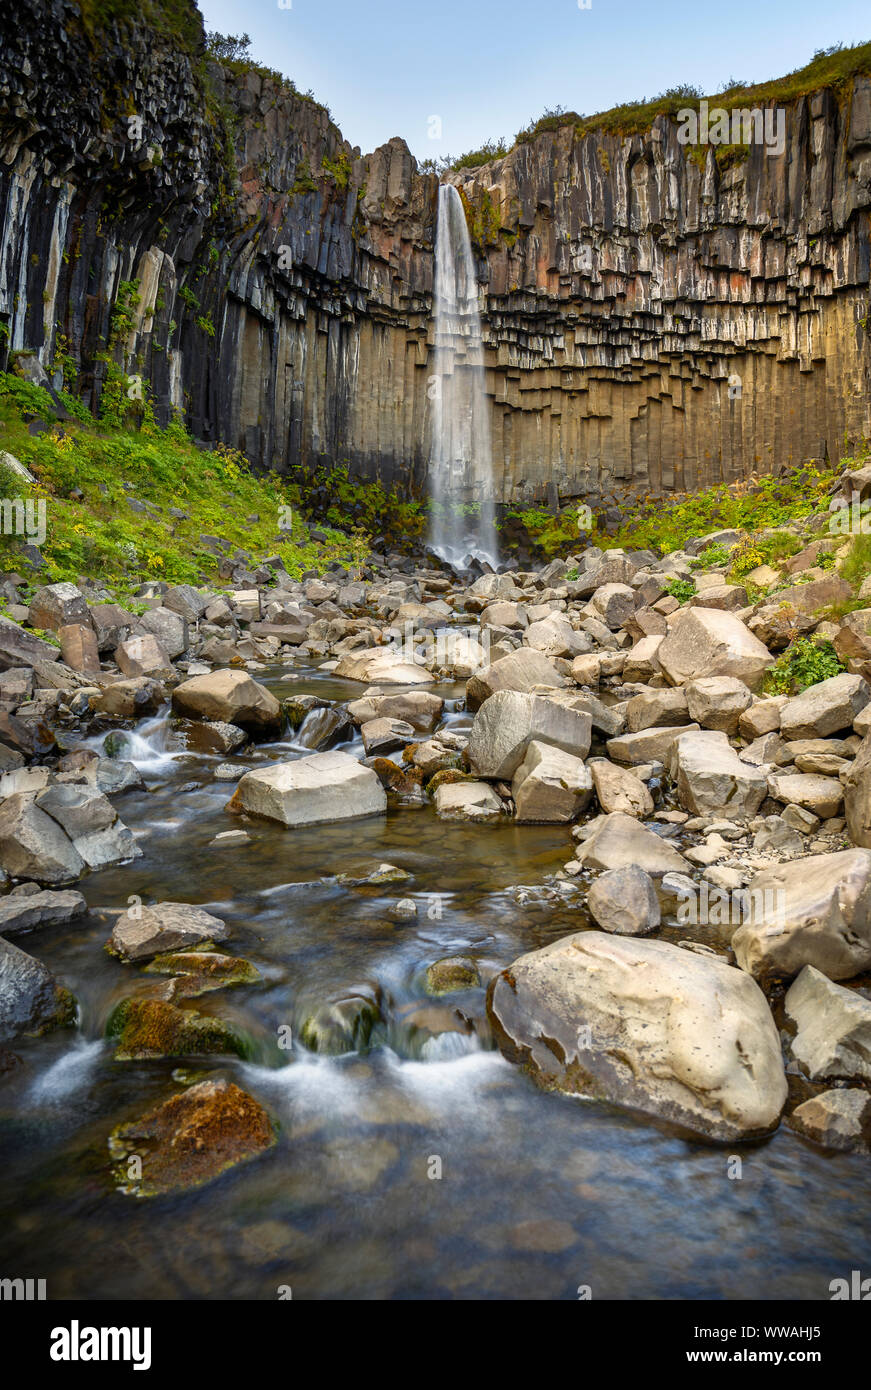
[{"left": 1, "top": 0, "right": 870, "bottom": 507}]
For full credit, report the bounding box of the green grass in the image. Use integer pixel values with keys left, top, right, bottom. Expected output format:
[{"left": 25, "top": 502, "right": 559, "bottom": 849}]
[
  {"left": 514, "top": 41, "right": 871, "bottom": 147},
  {"left": 601, "top": 465, "right": 841, "bottom": 555},
  {"left": 0, "top": 372, "right": 368, "bottom": 601},
  {"left": 839, "top": 533, "right": 871, "bottom": 588}
]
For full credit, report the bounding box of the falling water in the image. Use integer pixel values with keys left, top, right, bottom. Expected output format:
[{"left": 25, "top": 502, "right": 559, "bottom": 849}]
[{"left": 428, "top": 183, "right": 498, "bottom": 569}]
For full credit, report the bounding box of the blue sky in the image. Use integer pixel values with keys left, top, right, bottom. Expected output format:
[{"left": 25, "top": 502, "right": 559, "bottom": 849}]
[{"left": 198, "top": 0, "right": 870, "bottom": 161}]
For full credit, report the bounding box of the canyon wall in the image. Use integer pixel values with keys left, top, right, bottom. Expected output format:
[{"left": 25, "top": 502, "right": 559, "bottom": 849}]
[{"left": 1, "top": 0, "right": 870, "bottom": 509}]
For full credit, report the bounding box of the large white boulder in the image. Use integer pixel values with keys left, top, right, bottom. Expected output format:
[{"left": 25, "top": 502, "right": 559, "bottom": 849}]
[
  {"left": 657, "top": 608, "right": 772, "bottom": 691},
  {"left": 780, "top": 673, "right": 871, "bottom": 740},
  {"left": 171, "top": 669, "right": 282, "bottom": 731},
  {"left": 228, "top": 752, "right": 386, "bottom": 827},
  {"left": 785, "top": 965, "right": 871, "bottom": 1082},
  {"left": 333, "top": 648, "right": 435, "bottom": 685},
  {"left": 511, "top": 741, "right": 592, "bottom": 823},
  {"left": 577, "top": 811, "right": 689, "bottom": 877},
  {"left": 487, "top": 931, "right": 787, "bottom": 1141},
  {"left": 468, "top": 690, "right": 591, "bottom": 778},
  {"left": 732, "top": 848, "right": 871, "bottom": 982},
  {"left": 669, "top": 729, "right": 768, "bottom": 819}
]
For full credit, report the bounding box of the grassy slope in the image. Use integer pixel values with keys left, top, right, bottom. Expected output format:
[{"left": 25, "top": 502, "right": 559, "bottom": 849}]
[
  {"left": 445, "top": 40, "right": 871, "bottom": 172},
  {"left": 0, "top": 373, "right": 370, "bottom": 605}
]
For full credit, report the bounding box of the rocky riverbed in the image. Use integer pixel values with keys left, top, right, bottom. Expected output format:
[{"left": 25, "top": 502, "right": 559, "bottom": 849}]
[{"left": 2, "top": 477, "right": 871, "bottom": 1298}]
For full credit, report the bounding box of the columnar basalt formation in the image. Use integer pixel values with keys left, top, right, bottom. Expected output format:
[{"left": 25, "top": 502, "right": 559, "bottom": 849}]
[{"left": 1, "top": 0, "right": 870, "bottom": 507}]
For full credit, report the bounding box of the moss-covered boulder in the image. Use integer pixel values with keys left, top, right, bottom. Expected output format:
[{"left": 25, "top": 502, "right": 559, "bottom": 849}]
[
  {"left": 105, "top": 997, "right": 250, "bottom": 1060},
  {"left": 298, "top": 990, "right": 382, "bottom": 1055},
  {"left": 108, "top": 1079, "right": 277, "bottom": 1197},
  {"left": 425, "top": 956, "right": 481, "bottom": 995},
  {"left": 143, "top": 951, "right": 261, "bottom": 998},
  {"left": 425, "top": 768, "right": 481, "bottom": 798}
]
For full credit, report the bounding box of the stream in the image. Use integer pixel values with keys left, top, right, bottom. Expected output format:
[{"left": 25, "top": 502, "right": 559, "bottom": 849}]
[{"left": 1, "top": 659, "right": 869, "bottom": 1300}]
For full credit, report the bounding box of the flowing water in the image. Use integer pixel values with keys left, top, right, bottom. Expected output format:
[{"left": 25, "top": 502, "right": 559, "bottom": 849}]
[
  {"left": 1, "top": 660, "right": 870, "bottom": 1300},
  {"left": 428, "top": 184, "right": 499, "bottom": 570}
]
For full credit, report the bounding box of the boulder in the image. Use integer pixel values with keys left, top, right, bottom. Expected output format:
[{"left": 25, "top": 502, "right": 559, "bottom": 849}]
[
  {"left": 511, "top": 741, "right": 593, "bottom": 823},
  {"left": 780, "top": 673, "right": 871, "bottom": 740},
  {"left": 0, "top": 935, "right": 76, "bottom": 1043},
  {"left": 767, "top": 773, "right": 843, "bottom": 819},
  {"left": 360, "top": 717, "right": 415, "bottom": 756},
  {"left": 732, "top": 848, "right": 871, "bottom": 982},
  {"left": 625, "top": 687, "right": 690, "bottom": 732},
  {"left": 433, "top": 781, "right": 505, "bottom": 821},
  {"left": 58, "top": 623, "right": 101, "bottom": 676},
  {"left": 622, "top": 636, "right": 663, "bottom": 683},
  {"left": 670, "top": 730, "right": 768, "bottom": 819},
  {"left": 108, "top": 1080, "right": 276, "bottom": 1197},
  {"left": 0, "top": 794, "right": 85, "bottom": 884},
  {"left": 786, "top": 1090, "right": 871, "bottom": 1153},
  {"left": 171, "top": 670, "right": 282, "bottom": 733},
  {"left": 844, "top": 731, "right": 871, "bottom": 847},
  {"left": 108, "top": 901, "right": 229, "bottom": 963},
  {"left": 577, "top": 811, "right": 689, "bottom": 876},
  {"left": 90, "top": 678, "right": 163, "bottom": 718},
  {"left": 0, "top": 889, "right": 87, "bottom": 936},
  {"left": 346, "top": 690, "right": 443, "bottom": 732},
  {"left": 137, "top": 606, "right": 190, "bottom": 659},
  {"left": 163, "top": 584, "right": 209, "bottom": 622},
  {"left": 589, "top": 582, "right": 636, "bottom": 630},
  {"left": 657, "top": 609, "right": 772, "bottom": 690},
  {"left": 685, "top": 677, "right": 753, "bottom": 735},
  {"left": 28, "top": 582, "right": 91, "bottom": 633},
  {"left": 607, "top": 723, "right": 700, "bottom": 766},
  {"left": 333, "top": 648, "right": 434, "bottom": 685},
  {"left": 468, "top": 690, "right": 592, "bottom": 778},
  {"left": 487, "top": 931, "right": 787, "bottom": 1141},
  {"left": 738, "top": 697, "right": 786, "bottom": 740},
  {"left": 586, "top": 865, "right": 661, "bottom": 935},
  {"left": 466, "top": 649, "right": 565, "bottom": 709},
  {"left": 524, "top": 613, "right": 588, "bottom": 657},
  {"left": 0, "top": 618, "right": 61, "bottom": 670},
  {"left": 588, "top": 758, "right": 654, "bottom": 818},
  {"left": 785, "top": 965, "right": 871, "bottom": 1082},
  {"left": 228, "top": 751, "right": 386, "bottom": 827},
  {"left": 106, "top": 996, "right": 248, "bottom": 1061}
]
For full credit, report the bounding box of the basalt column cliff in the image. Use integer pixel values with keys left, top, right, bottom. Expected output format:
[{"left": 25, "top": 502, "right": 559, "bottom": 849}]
[{"left": 1, "top": 1, "right": 870, "bottom": 507}]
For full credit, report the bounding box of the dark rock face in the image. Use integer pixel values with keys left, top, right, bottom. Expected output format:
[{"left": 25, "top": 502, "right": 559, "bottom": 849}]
[{"left": 1, "top": 0, "right": 869, "bottom": 504}]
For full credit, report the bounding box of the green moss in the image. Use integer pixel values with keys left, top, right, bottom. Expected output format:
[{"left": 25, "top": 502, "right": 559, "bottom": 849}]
[
  {"left": 143, "top": 951, "right": 262, "bottom": 997},
  {"left": 425, "top": 957, "right": 481, "bottom": 995},
  {"left": 0, "top": 371, "right": 368, "bottom": 591},
  {"left": 321, "top": 150, "right": 351, "bottom": 190},
  {"left": 106, "top": 996, "right": 251, "bottom": 1060},
  {"left": 291, "top": 156, "right": 318, "bottom": 195}
]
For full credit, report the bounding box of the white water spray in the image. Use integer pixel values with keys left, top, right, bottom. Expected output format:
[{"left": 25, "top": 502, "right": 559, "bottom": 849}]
[{"left": 428, "top": 184, "right": 498, "bottom": 569}]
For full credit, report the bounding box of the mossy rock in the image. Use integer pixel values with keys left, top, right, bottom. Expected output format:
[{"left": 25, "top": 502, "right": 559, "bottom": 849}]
[
  {"left": 143, "top": 951, "right": 261, "bottom": 997},
  {"left": 425, "top": 768, "right": 480, "bottom": 798},
  {"left": 108, "top": 1079, "right": 277, "bottom": 1198},
  {"left": 370, "top": 757, "right": 426, "bottom": 797},
  {"left": 425, "top": 957, "right": 482, "bottom": 995},
  {"left": 105, "top": 997, "right": 250, "bottom": 1061},
  {"left": 298, "top": 992, "right": 382, "bottom": 1055},
  {"left": 102, "top": 730, "right": 131, "bottom": 759}
]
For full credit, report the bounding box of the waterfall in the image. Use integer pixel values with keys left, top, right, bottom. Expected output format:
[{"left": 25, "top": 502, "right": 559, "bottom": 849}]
[{"left": 428, "top": 183, "right": 498, "bottom": 569}]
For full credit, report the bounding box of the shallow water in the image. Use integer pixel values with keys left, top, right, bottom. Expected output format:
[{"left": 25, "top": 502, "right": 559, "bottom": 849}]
[{"left": 1, "top": 662, "right": 869, "bottom": 1300}]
